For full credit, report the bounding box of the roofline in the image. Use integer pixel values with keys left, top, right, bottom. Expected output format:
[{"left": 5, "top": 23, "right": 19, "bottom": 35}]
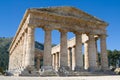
[
  {"left": 9, "top": 9, "right": 30, "bottom": 51},
  {"left": 29, "top": 6, "right": 108, "bottom": 26}
]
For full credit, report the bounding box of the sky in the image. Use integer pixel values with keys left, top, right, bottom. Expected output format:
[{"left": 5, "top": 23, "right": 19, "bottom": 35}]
[{"left": 0, "top": 0, "right": 120, "bottom": 50}]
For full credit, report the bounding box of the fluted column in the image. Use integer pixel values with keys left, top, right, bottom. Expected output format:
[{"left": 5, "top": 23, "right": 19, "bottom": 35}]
[
  {"left": 100, "top": 35, "right": 108, "bottom": 70},
  {"left": 25, "top": 27, "right": 35, "bottom": 68},
  {"left": 43, "top": 28, "right": 52, "bottom": 68},
  {"left": 84, "top": 42, "right": 89, "bottom": 70},
  {"left": 88, "top": 34, "right": 98, "bottom": 71},
  {"left": 75, "top": 33, "right": 83, "bottom": 70},
  {"left": 60, "top": 30, "right": 68, "bottom": 68},
  {"left": 72, "top": 46, "right": 76, "bottom": 70}
]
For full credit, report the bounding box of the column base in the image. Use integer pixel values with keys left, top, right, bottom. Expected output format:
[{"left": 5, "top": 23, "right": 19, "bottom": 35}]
[
  {"left": 58, "top": 66, "right": 71, "bottom": 76},
  {"left": 41, "top": 66, "right": 53, "bottom": 71},
  {"left": 7, "top": 65, "right": 40, "bottom": 76},
  {"left": 75, "top": 66, "right": 84, "bottom": 71},
  {"left": 87, "top": 66, "right": 99, "bottom": 72},
  {"left": 40, "top": 66, "right": 58, "bottom": 76},
  {"left": 20, "top": 65, "right": 40, "bottom": 76},
  {"left": 7, "top": 69, "right": 21, "bottom": 76},
  {"left": 101, "top": 67, "right": 109, "bottom": 71}
]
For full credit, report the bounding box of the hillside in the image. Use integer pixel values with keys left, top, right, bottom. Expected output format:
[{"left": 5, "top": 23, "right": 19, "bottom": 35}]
[
  {"left": 0, "top": 37, "right": 12, "bottom": 71},
  {"left": 0, "top": 37, "right": 45, "bottom": 71}
]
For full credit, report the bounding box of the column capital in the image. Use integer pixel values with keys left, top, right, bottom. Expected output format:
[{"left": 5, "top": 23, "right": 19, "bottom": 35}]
[
  {"left": 84, "top": 40, "right": 89, "bottom": 44},
  {"left": 72, "top": 45, "right": 76, "bottom": 48},
  {"left": 68, "top": 47, "right": 72, "bottom": 50},
  {"left": 100, "top": 34, "right": 107, "bottom": 38},
  {"left": 59, "top": 29, "right": 68, "bottom": 33},
  {"left": 53, "top": 53, "right": 56, "bottom": 55},
  {"left": 43, "top": 27, "right": 52, "bottom": 31},
  {"left": 56, "top": 52, "right": 59, "bottom": 54},
  {"left": 88, "top": 34, "right": 95, "bottom": 41},
  {"left": 74, "top": 31, "right": 82, "bottom": 35},
  {"left": 95, "top": 37, "right": 99, "bottom": 41},
  {"left": 27, "top": 26, "right": 35, "bottom": 34},
  {"left": 87, "top": 33, "right": 95, "bottom": 36}
]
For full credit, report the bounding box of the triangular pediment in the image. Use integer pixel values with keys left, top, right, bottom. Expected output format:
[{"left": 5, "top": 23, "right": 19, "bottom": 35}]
[{"left": 30, "top": 6, "right": 107, "bottom": 25}]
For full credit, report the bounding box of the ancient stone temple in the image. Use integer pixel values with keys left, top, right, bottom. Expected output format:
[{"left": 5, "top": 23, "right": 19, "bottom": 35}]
[{"left": 8, "top": 6, "right": 109, "bottom": 76}]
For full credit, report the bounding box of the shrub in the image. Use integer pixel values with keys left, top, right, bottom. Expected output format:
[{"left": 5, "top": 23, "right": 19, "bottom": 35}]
[{"left": 0, "top": 67, "right": 4, "bottom": 75}]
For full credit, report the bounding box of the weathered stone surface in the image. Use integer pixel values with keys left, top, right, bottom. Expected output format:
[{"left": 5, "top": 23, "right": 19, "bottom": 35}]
[
  {"left": 100, "top": 35, "right": 109, "bottom": 70},
  {"left": 74, "top": 33, "right": 83, "bottom": 71},
  {"left": 8, "top": 6, "right": 108, "bottom": 76},
  {"left": 87, "top": 34, "right": 98, "bottom": 71}
]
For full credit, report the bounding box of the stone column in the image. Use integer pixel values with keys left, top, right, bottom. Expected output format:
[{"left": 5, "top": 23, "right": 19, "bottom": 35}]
[
  {"left": 19, "top": 39, "right": 23, "bottom": 70},
  {"left": 21, "top": 36, "right": 24, "bottom": 70},
  {"left": 25, "top": 26, "right": 35, "bottom": 68},
  {"left": 52, "top": 54, "right": 55, "bottom": 69},
  {"left": 100, "top": 35, "right": 108, "bottom": 70},
  {"left": 68, "top": 47, "right": 72, "bottom": 69},
  {"left": 72, "top": 46, "right": 76, "bottom": 71},
  {"left": 55, "top": 52, "right": 59, "bottom": 71},
  {"left": 58, "top": 52, "right": 60, "bottom": 68},
  {"left": 17, "top": 42, "right": 21, "bottom": 70},
  {"left": 17, "top": 43, "right": 20, "bottom": 69},
  {"left": 75, "top": 33, "right": 83, "bottom": 71},
  {"left": 54, "top": 54, "right": 56, "bottom": 70},
  {"left": 22, "top": 31, "right": 27, "bottom": 68},
  {"left": 43, "top": 28, "right": 52, "bottom": 70},
  {"left": 59, "top": 30, "right": 68, "bottom": 69},
  {"left": 88, "top": 34, "right": 98, "bottom": 71},
  {"left": 8, "top": 53, "right": 13, "bottom": 70},
  {"left": 36, "top": 57, "right": 40, "bottom": 70},
  {"left": 95, "top": 38, "right": 99, "bottom": 68},
  {"left": 84, "top": 42, "right": 89, "bottom": 70}
]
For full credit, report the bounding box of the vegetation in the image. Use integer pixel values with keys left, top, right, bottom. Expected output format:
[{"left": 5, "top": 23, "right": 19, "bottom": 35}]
[
  {"left": 0, "top": 37, "right": 12, "bottom": 72},
  {"left": 96, "top": 50, "right": 120, "bottom": 68},
  {"left": 35, "top": 41, "right": 44, "bottom": 50},
  {"left": 108, "top": 50, "right": 120, "bottom": 68}
]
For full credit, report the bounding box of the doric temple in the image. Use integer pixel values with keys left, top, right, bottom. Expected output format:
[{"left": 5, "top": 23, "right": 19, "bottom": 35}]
[{"left": 8, "top": 6, "right": 109, "bottom": 76}]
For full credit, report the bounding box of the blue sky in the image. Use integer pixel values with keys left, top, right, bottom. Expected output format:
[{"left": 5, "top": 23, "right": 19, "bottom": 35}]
[{"left": 0, "top": 0, "right": 120, "bottom": 50}]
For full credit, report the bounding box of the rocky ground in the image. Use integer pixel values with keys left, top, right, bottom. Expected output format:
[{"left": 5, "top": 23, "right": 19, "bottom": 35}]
[{"left": 0, "top": 76, "right": 120, "bottom": 80}]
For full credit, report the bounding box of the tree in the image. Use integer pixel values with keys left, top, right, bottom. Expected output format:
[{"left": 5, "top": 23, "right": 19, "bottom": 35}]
[{"left": 108, "top": 49, "right": 120, "bottom": 67}]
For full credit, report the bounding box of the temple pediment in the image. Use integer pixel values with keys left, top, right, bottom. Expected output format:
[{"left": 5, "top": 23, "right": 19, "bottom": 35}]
[{"left": 29, "top": 6, "right": 107, "bottom": 25}]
